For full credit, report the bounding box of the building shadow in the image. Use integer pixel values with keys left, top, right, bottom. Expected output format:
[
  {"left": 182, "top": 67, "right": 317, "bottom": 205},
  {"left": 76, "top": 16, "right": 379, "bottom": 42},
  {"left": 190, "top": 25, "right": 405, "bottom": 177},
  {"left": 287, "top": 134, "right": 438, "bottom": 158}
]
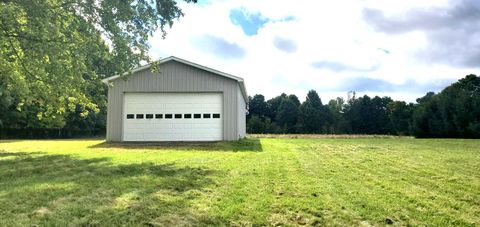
[
  {"left": 0, "top": 151, "right": 224, "bottom": 226},
  {"left": 89, "top": 138, "right": 263, "bottom": 152}
]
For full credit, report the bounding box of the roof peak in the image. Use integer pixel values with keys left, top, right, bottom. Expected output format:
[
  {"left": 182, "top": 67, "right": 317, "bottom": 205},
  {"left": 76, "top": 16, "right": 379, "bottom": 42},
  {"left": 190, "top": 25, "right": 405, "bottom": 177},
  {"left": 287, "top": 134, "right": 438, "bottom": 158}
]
[{"left": 101, "top": 56, "right": 248, "bottom": 102}]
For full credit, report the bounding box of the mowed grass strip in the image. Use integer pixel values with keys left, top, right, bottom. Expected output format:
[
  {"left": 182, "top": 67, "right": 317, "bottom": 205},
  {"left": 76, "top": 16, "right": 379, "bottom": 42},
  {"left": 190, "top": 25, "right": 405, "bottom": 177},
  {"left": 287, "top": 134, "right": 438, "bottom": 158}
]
[{"left": 0, "top": 138, "right": 478, "bottom": 226}]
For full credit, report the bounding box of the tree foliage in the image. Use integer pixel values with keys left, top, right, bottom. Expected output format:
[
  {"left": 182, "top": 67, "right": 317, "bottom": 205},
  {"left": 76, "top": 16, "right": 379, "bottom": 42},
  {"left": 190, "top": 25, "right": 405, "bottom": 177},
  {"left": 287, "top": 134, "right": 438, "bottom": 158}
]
[
  {"left": 247, "top": 75, "right": 480, "bottom": 138},
  {"left": 298, "top": 90, "right": 330, "bottom": 133},
  {"left": 327, "top": 97, "right": 347, "bottom": 133},
  {"left": 276, "top": 95, "right": 300, "bottom": 133},
  {"left": 248, "top": 94, "right": 270, "bottom": 118},
  {"left": 387, "top": 101, "right": 414, "bottom": 136},
  {"left": 412, "top": 74, "right": 480, "bottom": 138},
  {"left": 0, "top": 0, "right": 195, "bottom": 129}
]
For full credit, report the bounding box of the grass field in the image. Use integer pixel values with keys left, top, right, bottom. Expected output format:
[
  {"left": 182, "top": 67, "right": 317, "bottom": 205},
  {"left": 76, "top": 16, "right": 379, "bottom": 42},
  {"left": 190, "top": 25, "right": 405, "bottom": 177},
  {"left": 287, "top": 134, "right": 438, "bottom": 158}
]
[{"left": 0, "top": 137, "right": 479, "bottom": 226}]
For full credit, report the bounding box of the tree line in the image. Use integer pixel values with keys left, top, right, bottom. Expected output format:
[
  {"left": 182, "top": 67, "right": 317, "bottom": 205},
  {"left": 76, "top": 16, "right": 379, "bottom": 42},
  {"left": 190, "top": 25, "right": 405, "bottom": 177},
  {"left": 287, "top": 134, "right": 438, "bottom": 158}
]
[{"left": 247, "top": 74, "right": 480, "bottom": 138}]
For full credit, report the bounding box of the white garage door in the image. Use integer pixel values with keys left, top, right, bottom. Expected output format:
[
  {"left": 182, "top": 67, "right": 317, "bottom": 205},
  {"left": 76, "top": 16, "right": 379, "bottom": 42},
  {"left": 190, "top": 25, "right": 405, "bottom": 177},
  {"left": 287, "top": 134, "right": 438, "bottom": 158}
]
[{"left": 123, "top": 93, "right": 223, "bottom": 141}]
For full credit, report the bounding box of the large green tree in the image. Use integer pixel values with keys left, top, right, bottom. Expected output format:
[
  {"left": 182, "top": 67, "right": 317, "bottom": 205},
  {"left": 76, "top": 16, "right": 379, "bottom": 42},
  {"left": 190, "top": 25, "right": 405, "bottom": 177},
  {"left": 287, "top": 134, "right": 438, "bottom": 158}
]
[
  {"left": 276, "top": 95, "right": 300, "bottom": 133},
  {"left": 387, "top": 101, "right": 414, "bottom": 135},
  {"left": 327, "top": 97, "right": 348, "bottom": 133},
  {"left": 413, "top": 75, "right": 480, "bottom": 138},
  {"left": 345, "top": 95, "right": 393, "bottom": 134},
  {"left": 0, "top": 0, "right": 195, "bottom": 128},
  {"left": 298, "top": 90, "right": 330, "bottom": 133},
  {"left": 266, "top": 93, "right": 287, "bottom": 120},
  {"left": 248, "top": 94, "right": 270, "bottom": 118}
]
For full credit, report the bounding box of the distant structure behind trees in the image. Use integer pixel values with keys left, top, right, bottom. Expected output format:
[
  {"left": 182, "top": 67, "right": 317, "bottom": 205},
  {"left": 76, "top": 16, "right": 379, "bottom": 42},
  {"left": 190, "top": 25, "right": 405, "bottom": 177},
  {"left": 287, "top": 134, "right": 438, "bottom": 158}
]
[{"left": 247, "top": 74, "right": 480, "bottom": 138}]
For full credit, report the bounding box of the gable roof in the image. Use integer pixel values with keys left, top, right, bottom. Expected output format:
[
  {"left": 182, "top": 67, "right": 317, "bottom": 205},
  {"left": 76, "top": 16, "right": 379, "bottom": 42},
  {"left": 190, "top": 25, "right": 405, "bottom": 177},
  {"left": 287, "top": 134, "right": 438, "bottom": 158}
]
[{"left": 102, "top": 56, "right": 248, "bottom": 103}]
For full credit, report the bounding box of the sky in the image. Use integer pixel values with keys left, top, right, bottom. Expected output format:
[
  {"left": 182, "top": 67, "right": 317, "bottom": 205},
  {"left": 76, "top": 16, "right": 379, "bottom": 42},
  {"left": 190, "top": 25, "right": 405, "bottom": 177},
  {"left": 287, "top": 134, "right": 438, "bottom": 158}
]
[{"left": 149, "top": 0, "right": 480, "bottom": 103}]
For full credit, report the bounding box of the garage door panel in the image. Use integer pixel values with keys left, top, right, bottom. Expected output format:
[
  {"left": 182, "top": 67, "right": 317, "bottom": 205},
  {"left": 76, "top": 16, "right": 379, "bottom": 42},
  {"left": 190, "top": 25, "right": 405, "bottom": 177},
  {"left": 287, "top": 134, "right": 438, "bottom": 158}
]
[
  {"left": 143, "top": 134, "right": 159, "bottom": 140},
  {"left": 123, "top": 93, "right": 223, "bottom": 141}
]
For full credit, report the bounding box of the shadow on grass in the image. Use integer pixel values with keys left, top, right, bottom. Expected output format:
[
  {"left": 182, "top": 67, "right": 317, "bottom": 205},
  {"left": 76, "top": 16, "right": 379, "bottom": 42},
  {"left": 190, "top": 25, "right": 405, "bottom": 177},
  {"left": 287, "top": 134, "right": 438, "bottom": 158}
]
[
  {"left": 89, "top": 138, "right": 263, "bottom": 152},
  {"left": 0, "top": 140, "right": 21, "bottom": 143},
  {"left": 0, "top": 152, "right": 222, "bottom": 226},
  {"left": 0, "top": 151, "right": 34, "bottom": 157}
]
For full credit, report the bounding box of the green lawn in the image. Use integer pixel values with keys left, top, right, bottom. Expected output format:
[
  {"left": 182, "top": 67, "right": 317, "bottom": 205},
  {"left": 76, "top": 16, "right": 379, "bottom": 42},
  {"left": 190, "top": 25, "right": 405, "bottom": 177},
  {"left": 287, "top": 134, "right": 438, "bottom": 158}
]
[{"left": 0, "top": 138, "right": 479, "bottom": 226}]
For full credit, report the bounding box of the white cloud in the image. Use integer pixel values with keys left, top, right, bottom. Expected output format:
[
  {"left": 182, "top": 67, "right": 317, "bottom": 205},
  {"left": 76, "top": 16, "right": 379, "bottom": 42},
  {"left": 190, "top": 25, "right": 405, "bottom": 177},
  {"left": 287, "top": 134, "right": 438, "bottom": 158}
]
[{"left": 149, "top": 0, "right": 478, "bottom": 103}]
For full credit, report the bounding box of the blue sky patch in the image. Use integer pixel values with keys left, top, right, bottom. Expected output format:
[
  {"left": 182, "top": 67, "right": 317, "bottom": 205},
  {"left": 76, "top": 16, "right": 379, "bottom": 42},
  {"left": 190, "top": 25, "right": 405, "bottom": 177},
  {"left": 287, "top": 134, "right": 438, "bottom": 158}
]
[
  {"left": 196, "top": 0, "right": 210, "bottom": 6},
  {"left": 229, "top": 8, "right": 269, "bottom": 36}
]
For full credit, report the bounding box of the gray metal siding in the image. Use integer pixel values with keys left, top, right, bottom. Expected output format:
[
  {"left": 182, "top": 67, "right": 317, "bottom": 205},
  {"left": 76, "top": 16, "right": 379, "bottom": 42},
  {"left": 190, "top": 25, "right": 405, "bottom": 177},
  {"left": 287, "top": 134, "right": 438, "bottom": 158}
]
[
  {"left": 106, "top": 61, "right": 242, "bottom": 141},
  {"left": 237, "top": 86, "right": 246, "bottom": 138}
]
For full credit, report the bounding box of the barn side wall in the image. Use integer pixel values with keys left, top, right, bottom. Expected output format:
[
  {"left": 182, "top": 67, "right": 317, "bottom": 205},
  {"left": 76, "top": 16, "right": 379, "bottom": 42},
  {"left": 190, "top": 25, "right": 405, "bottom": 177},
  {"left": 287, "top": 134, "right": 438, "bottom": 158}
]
[
  {"left": 237, "top": 85, "right": 247, "bottom": 139},
  {"left": 106, "top": 61, "right": 241, "bottom": 141}
]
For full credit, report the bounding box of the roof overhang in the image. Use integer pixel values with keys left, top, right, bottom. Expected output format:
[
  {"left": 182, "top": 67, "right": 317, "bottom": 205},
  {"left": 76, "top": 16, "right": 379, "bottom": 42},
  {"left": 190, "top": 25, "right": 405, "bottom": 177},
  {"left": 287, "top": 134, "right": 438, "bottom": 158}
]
[{"left": 102, "top": 56, "right": 248, "bottom": 103}]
